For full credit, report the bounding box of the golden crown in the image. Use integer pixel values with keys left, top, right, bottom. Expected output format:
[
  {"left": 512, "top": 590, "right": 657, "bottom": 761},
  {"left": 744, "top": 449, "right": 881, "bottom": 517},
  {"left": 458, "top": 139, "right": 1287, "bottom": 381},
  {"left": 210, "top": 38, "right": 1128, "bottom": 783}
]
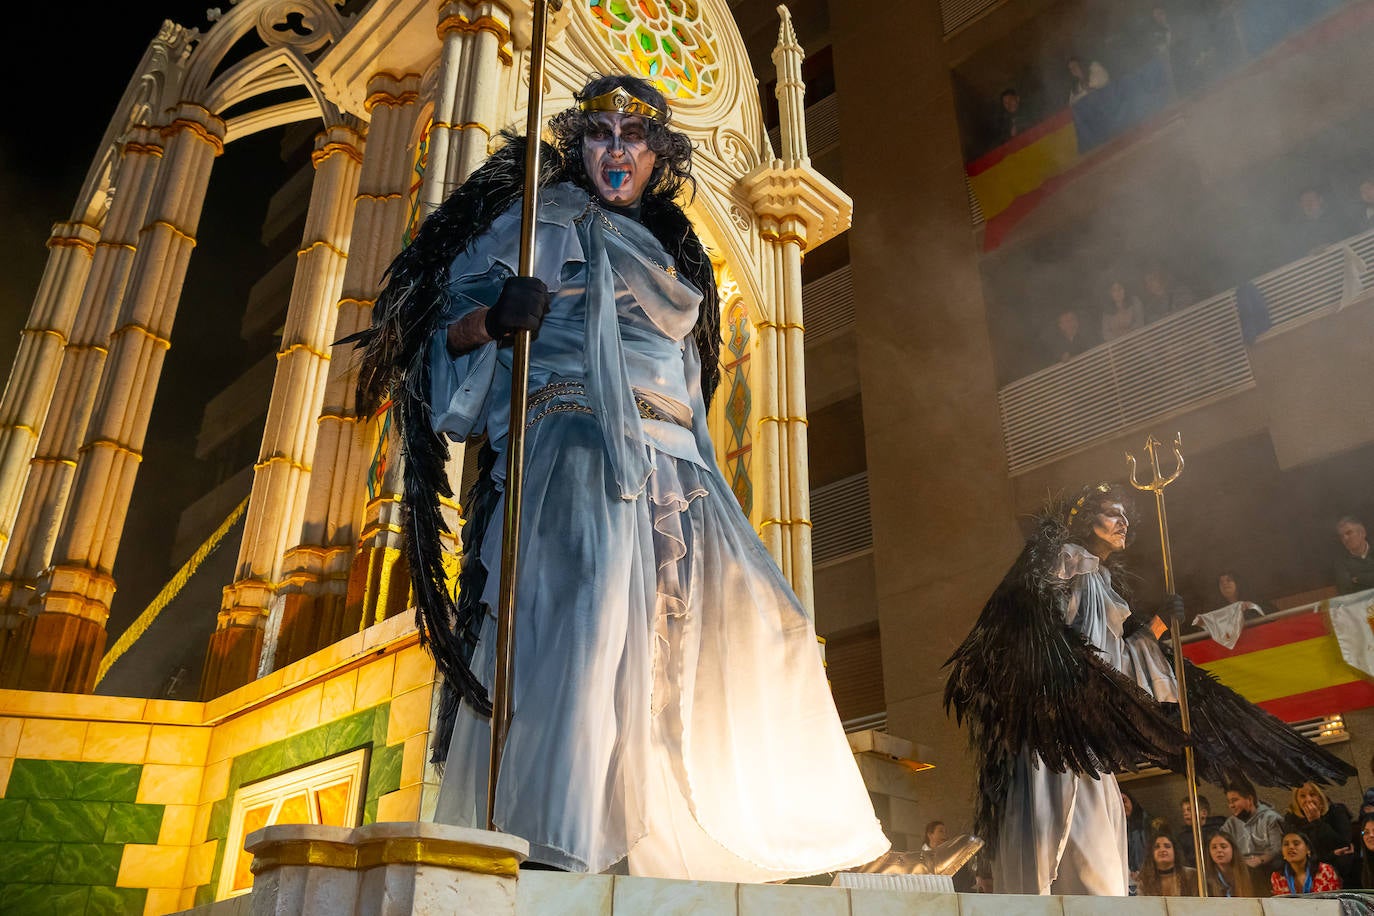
[
  {"left": 577, "top": 87, "right": 665, "bottom": 122},
  {"left": 1068, "top": 483, "right": 1112, "bottom": 520}
]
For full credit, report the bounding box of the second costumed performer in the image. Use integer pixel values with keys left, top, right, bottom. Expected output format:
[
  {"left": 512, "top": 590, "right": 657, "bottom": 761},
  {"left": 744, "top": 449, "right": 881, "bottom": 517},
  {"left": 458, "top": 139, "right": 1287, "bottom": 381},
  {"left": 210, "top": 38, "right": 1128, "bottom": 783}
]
[
  {"left": 353, "top": 74, "right": 890, "bottom": 879},
  {"left": 945, "top": 483, "right": 1355, "bottom": 896}
]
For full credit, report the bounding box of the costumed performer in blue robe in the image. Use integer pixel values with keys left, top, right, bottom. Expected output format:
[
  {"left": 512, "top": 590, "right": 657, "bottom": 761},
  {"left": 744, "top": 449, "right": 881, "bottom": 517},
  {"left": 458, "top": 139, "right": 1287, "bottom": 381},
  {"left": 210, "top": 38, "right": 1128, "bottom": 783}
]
[{"left": 350, "top": 74, "right": 889, "bottom": 881}]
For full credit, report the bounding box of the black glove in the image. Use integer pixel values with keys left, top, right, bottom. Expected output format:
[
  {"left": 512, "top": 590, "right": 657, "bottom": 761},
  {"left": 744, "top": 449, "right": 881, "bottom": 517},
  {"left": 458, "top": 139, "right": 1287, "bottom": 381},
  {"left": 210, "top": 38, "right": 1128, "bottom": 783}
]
[
  {"left": 484, "top": 276, "right": 550, "bottom": 346},
  {"left": 1159, "top": 593, "right": 1186, "bottom": 621}
]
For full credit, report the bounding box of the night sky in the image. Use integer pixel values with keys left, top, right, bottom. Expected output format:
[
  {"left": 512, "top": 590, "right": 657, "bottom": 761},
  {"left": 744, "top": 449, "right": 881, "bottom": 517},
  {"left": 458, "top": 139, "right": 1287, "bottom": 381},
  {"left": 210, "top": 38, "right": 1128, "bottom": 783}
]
[{"left": 2, "top": 2, "right": 303, "bottom": 652}]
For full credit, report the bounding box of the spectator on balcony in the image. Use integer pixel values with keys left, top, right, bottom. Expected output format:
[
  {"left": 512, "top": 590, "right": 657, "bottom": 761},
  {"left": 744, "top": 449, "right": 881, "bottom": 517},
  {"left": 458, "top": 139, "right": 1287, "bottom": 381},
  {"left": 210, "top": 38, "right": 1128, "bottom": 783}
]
[
  {"left": 1123, "top": 789, "right": 1152, "bottom": 884},
  {"left": 1214, "top": 571, "right": 1272, "bottom": 615},
  {"left": 1045, "top": 308, "right": 1094, "bottom": 364},
  {"left": 1334, "top": 515, "right": 1374, "bottom": 595},
  {"left": 995, "top": 89, "right": 1027, "bottom": 145},
  {"left": 1358, "top": 816, "right": 1374, "bottom": 889},
  {"left": 1205, "top": 829, "right": 1271, "bottom": 897},
  {"left": 1178, "top": 793, "right": 1228, "bottom": 867},
  {"left": 1141, "top": 265, "right": 1196, "bottom": 323},
  {"left": 1291, "top": 188, "right": 1345, "bottom": 258},
  {"left": 1283, "top": 782, "right": 1355, "bottom": 880},
  {"left": 1101, "top": 280, "right": 1145, "bottom": 341},
  {"left": 1223, "top": 780, "right": 1285, "bottom": 871},
  {"left": 1067, "top": 57, "right": 1110, "bottom": 104},
  {"left": 1138, "top": 834, "right": 1201, "bottom": 897},
  {"left": 1271, "top": 830, "right": 1343, "bottom": 894},
  {"left": 1350, "top": 178, "right": 1374, "bottom": 234}
]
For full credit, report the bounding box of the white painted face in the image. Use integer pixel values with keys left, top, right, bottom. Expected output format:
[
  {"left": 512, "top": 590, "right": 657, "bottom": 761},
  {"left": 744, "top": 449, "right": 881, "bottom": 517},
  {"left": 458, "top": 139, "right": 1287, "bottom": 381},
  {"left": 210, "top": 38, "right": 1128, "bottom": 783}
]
[
  {"left": 582, "top": 112, "right": 657, "bottom": 207},
  {"left": 1092, "top": 500, "right": 1129, "bottom": 555}
]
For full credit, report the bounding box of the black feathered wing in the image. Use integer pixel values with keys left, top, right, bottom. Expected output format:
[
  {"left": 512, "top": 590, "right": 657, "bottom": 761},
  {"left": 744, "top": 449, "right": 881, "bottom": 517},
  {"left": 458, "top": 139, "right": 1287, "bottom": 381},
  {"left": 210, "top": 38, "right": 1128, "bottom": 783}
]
[{"left": 1175, "top": 651, "right": 1356, "bottom": 788}]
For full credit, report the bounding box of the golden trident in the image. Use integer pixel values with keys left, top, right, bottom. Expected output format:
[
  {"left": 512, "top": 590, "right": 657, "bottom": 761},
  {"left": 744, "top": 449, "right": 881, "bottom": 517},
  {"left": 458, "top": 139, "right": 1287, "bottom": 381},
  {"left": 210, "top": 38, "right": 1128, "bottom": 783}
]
[{"left": 1127, "top": 433, "right": 1206, "bottom": 897}]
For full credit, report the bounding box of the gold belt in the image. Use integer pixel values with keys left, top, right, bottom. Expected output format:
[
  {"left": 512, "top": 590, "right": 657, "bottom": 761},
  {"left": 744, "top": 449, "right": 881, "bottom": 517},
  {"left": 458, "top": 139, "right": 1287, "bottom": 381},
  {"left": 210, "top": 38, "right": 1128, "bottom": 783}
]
[{"left": 525, "top": 381, "right": 690, "bottom": 430}]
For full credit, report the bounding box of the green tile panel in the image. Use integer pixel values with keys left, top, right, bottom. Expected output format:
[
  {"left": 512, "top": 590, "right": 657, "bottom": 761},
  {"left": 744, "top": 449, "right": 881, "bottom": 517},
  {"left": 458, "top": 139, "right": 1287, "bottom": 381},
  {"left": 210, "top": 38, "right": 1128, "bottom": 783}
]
[
  {"left": 2, "top": 882, "right": 91, "bottom": 915},
  {"left": 0, "top": 840, "right": 59, "bottom": 883},
  {"left": 85, "top": 884, "right": 147, "bottom": 916},
  {"left": 0, "top": 882, "right": 141, "bottom": 915},
  {"left": 55, "top": 843, "right": 124, "bottom": 885},
  {"left": 366, "top": 743, "right": 404, "bottom": 803},
  {"left": 4, "top": 760, "right": 140, "bottom": 804},
  {"left": 0, "top": 797, "right": 27, "bottom": 835},
  {"left": 20, "top": 799, "right": 111, "bottom": 843},
  {"left": 102, "top": 802, "right": 164, "bottom": 845}
]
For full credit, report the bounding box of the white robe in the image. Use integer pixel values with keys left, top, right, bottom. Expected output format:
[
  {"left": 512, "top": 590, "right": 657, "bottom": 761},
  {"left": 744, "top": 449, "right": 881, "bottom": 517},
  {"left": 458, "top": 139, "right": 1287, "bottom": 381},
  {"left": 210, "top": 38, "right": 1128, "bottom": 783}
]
[{"left": 427, "top": 183, "right": 889, "bottom": 880}]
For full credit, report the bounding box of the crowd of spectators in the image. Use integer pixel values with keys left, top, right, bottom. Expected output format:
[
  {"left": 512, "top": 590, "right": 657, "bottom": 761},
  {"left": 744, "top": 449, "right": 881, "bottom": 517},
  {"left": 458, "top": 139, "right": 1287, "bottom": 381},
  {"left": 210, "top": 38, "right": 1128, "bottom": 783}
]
[
  {"left": 1126, "top": 774, "right": 1374, "bottom": 898},
  {"left": 1034, "top": 168, "right": 1372, "bottom": 373},
  {"left": 969, "top": 0, "right": 1347, "bottom": 162},
  {"left": 1040, "top": 263, "right": 1194, "bottom": 368}
]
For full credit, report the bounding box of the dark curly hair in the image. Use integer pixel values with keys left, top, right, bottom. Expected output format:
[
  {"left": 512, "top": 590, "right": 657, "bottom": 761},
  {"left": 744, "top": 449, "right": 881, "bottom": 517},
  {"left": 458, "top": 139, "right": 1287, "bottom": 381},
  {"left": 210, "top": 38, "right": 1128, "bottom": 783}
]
[
  {"left": 547, "top": 73, "right": 696, "bottom": 204},
  {"left": 1061, "top": 482, "right": 1139, "bottom": 592}
]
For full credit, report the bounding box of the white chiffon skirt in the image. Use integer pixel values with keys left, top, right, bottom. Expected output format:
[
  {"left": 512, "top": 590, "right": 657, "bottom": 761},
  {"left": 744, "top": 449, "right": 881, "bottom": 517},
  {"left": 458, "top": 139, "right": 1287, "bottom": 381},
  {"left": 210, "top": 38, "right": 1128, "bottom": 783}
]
[{"left": 433, "top": 409, "right": 889, "bottom": 880}]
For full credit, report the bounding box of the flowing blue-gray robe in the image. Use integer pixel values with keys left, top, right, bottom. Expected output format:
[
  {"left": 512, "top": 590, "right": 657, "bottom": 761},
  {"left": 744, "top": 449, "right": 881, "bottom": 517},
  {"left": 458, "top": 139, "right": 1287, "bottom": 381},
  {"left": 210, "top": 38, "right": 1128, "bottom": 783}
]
[{"left": 427, "top": 183, "right": 889, "bottom": 880}]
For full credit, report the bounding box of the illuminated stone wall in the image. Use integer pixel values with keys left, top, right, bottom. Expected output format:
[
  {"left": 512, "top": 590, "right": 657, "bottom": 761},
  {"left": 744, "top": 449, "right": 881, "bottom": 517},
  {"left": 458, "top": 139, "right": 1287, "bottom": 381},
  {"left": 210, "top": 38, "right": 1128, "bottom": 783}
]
[{"left": 0, "top": 613, "right": 435, "bottom": 915}]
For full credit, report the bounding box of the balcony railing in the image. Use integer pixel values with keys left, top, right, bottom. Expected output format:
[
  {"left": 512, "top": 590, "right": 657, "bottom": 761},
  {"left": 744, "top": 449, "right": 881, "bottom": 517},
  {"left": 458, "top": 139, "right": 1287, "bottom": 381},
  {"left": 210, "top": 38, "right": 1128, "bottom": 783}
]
[
  {"left": 767, "top": 93, "right": 840, "bottom": 159},
  {"left": 811, "top": 471, "right": 872, "bottom": 566},
  {"left": 997, "top": 229, "right": 1374, "bottom": 475},
  {"left": 801, "top": 264, "right": 854, "bottom": 344}
]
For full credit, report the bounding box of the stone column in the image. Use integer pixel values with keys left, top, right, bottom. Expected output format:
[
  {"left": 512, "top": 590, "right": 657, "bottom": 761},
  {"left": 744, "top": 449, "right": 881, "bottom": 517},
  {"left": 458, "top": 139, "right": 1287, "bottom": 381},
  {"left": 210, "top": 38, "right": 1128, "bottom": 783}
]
[
  {"left": 0, "top": 220, "right": 100, "bottom": 565},
  {"left": 737, "top": 8, "right": 850, "bottom": 618},
  {"left": 11, "top": 104, "right": 224, "bottom": 693},
  {"left": 0, "top": 128, "right": 164, "bottom": 614},
  {"left": 269, "top": 75, "right": 421, "bottom": 671},
  {"left": 202, "top": 124, "right": 364, "bottom": 698}
]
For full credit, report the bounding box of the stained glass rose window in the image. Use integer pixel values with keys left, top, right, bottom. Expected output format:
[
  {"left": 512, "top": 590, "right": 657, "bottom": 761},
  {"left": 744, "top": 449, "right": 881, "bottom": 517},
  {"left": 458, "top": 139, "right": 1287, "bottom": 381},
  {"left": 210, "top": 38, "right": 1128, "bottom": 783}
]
[{"left": 587, "top": 0, "right": 719, "bottom": 99}]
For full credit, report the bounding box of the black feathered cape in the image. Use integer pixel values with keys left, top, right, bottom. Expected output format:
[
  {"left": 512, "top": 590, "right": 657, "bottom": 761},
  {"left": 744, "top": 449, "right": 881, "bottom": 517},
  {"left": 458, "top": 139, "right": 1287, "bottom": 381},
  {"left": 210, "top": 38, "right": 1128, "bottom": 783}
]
[
  {"left": 944, "top": 502, "right": 1355, "bottom": 852},
  {"left": 348, "top": 137, "right": 720, "bottom": 758}
]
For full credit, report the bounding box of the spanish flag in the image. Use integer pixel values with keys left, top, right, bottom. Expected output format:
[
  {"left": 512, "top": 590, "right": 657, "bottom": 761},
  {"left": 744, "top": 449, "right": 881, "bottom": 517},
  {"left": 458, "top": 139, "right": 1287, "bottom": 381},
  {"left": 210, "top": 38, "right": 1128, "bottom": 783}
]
[{"left": 1183, "top": 607, "right": 1374, "bottom": 722}]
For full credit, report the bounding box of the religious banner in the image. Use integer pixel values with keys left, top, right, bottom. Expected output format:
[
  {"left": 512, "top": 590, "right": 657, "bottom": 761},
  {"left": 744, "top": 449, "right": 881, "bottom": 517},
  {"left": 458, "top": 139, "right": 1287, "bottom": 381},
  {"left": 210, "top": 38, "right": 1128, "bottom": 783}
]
[
  {"left": 1183, "top": 609, "right": 1374, "bottom": 722},
  {"left": 1327, "top": 587, "right": 1374, "bottom": 679}
]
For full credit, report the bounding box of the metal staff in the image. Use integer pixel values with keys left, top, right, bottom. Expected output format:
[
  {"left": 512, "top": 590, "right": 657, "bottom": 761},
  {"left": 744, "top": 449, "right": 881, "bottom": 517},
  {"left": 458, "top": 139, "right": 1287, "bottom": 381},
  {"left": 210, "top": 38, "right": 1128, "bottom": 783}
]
[
  {"left": 1127, "top": 433, "right": 1206, "bottom": 897},
  {"left": 488, "top": 0, "right": 563, "bottom": 833}
]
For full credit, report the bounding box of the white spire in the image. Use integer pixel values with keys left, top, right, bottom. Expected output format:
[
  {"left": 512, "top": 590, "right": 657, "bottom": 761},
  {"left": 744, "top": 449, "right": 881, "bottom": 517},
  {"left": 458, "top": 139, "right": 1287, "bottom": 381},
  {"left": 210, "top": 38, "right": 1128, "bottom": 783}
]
[{"left": 772, "top": 4, "right": 808, "bottom": 163}]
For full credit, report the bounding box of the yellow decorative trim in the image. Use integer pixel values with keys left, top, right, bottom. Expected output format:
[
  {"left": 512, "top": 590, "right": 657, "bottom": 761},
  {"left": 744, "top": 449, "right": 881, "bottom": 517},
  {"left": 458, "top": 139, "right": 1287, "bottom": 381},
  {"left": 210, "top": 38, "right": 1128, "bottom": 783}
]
[
  {"left": 96, "top": 240, "right": 138, "bottom": 253},
  {"left": 337, "top": 296, "right": 376, "bottom": 309},
  {"left": 436, "top": 13, "right": 511, "bottom": 47},
  {"left": 754, "top": 320, "right": 805, "bottom": 332},
  {"left": 64, "top": 343, "right": 109, "bottom": 355},
  {"left": 298, "top": 239, "right": 348, "bottom": 260},
  {"left": 29, "top": 456, "right": 77, "bottom": 468},
  {"left": 112, "top": 322, "right": 171, "bottom": 350},
  {"left": 438, "top": 495, "right": 461, "bottom": 512},
  {"left": 359, "top": 521, "right": 404, "bottom": 542},
  {"left": 123, "top": 141, "right": 164, "bottom": 158},
  {"left": 47, "top": 234, "right": 96, "bottom": 255},
  {"left": 250, "top": 837, "right": 520, "bottom": 878},
  {"left": 22, "top": 327, "right": 69, "bottom": 346},
  {"left": 758, "top": 415, "right": 809, "bottom": 426},
  {"left": 144, "top": 219, "right": 197, "bottom": 247},
  {"left": 164, "top": 117, "right": 225, "bottom": 155},
  {"left": 311, "top": 141, "right": 363, "bottom": 168},
  {"left": 278, "top": 342, "right": 332, "bottom": 362},
  {"left": 431, "top": 120, "right": 493, "bottom": 135},
  {"left": 79, "top": 438, "right": 143, "bottom": 462},
  {"left": 759, "top": 228, "right": 809, "bottom": 250},
  {"left": 5, "top": 423, "right": 36, "bottom": 435},
  {"left": 759, "top": 517, "right": 813, "bottom": 528},
  {"left": 355, "top": 192, "right": 402, "bottom": 202},
  {"left": 364, "top": 89, "right": 421, "bottom": 113},
  {"left": 316, "top": 412, "right": 362, "bottom": 424},
  {"left": 255, "top": 455, "right": 311, "bottom": 473},
  {"left": 95, "top": 495, "right": 249, "bottom": 685}
]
